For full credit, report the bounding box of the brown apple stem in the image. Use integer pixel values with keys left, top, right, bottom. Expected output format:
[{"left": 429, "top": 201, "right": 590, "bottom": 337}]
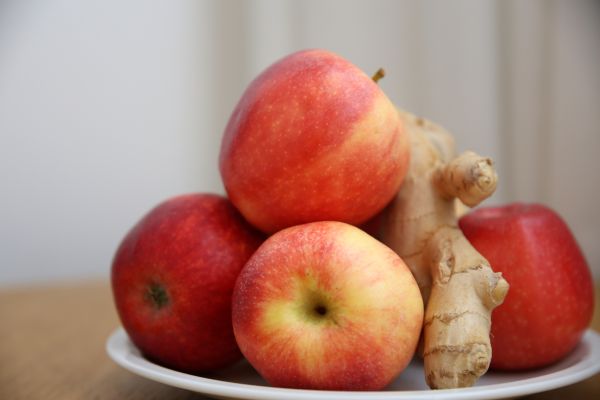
[{"left": 372, "top": 68, "right": 385, "bottom": 83}]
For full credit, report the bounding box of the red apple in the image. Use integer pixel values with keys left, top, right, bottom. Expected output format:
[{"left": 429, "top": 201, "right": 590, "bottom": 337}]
[
  {"left": 459, "top": 203, "right": 594, "bottom": 370},
  {"left": 219, "top": 49, "right": 410, "bottom": 233},
  {"left": 231, "top": 221, "right": 423, "bottom": 390},
  {"left": 111, "top": 193, "right": 264, "bottom": 373}
]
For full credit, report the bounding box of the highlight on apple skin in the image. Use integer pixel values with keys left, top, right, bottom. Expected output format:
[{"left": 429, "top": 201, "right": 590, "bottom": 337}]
[
  {"left": 231, "top": 221, "right": 424, "bottom": 390},
  {"left": 219, "top": 49, "right": 410, "bottom": 234},
  {"left": 111, "top": 193, "right": 264, "bottom": 374}
]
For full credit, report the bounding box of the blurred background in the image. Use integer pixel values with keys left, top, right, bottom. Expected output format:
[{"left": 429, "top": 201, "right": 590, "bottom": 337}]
[{"left": 1, "top": 0, "right": 599, "bottom": 286}]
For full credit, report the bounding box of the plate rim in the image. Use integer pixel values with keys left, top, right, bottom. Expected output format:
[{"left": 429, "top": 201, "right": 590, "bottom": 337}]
[{"left": 106, "top": 327, "right": 600, "bottom": 400}]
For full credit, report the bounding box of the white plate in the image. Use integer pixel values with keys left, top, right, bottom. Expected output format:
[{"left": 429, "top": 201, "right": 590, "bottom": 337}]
[{"left": 106, "top": 327, "right": 600, "bottom": 400}]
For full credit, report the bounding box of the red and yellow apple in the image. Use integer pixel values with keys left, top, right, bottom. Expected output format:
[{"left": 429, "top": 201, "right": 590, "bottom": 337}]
[
  {"left": 219, "top": 49, "right": 410, "bottom": 233},
  {"left": 232, "top": 221, "right": 423, "bottom": 390},
  {"left": 459, "top": 203, "right": 594, "bottom": 370},
  {"left": 111, "top": 193, "right": 264, "bottom": 373}
]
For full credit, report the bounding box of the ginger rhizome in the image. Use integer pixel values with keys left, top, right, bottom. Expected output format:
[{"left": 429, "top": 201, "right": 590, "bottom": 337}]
[{"left": 380, "top": 110, "right": 509, "bottom": 389}]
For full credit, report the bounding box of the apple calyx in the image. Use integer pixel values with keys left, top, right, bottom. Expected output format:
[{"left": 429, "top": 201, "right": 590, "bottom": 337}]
[
  {"left": 305, "top": 297, "right": 331, "bottom": 321},
  {"left": 314, "top": 305, "right": 327, "bottom": 316},
  {"left": 296, "top": 272, "right": 338, "bottom": 323},
  {"left": 302, "top": 288, "right": 337, "bottom": 324},
  {"left": 145, "top": 282, "right": 169, "bottom": 309},
  {"left": 372, "top": 68, "right": 385, "bottom": 83}
]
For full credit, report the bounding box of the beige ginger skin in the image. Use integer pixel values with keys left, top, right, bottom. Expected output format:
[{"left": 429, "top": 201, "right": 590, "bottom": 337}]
[{"left": 380, "top": 109, "right": 509, "bottom": 389}]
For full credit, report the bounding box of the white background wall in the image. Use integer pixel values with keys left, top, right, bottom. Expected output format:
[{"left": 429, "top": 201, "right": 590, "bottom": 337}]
[{"left": 1, "top": 0, "right": 599, "bottom": 286}]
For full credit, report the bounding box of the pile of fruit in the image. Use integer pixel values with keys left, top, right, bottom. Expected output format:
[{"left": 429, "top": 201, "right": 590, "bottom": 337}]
[{"left": 111, "top": 49, "right": 594, "bottom": 391}]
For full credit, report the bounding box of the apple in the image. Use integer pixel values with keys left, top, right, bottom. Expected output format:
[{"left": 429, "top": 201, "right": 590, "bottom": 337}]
[
  {"left": 459, "top": 203, "right": 594, "bottom": 370},
  {"left": 231, "top": 221, "right": 423, "bottom": 390},
  {"left": 111, "top": 193, "right": 264, "bottom": 373},
  {"left": 219, "top": 49, "right": 410, "bottom": 233}
]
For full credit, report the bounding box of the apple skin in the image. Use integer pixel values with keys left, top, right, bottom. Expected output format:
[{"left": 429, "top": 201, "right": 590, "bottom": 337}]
[
  {"left": 459, "top": 203, "right": 594, "bottom": 370},
  {"left": 219, "top": 49, "right": 410, "bottom": 233},
  {"left": 231, "top": 221, "right": 423, "bottom": 390},
  {"left": 111, "top": 193, "right": 264, "bottom": 373}
]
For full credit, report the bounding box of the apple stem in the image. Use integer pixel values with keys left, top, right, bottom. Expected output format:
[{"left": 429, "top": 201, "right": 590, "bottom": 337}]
[{"left": 372, "top": 68, "right": 385, "bottom": 83}]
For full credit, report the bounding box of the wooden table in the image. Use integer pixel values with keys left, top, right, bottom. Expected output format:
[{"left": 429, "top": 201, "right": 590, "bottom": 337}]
[{"left": 1, "top": 280, "right": 599, "bottom": 399}]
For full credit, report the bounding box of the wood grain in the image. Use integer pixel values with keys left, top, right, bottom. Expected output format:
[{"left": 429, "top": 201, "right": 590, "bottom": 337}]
[
  {"left": 0, "top": 281, "right": 208, "bottom": 399},
  {"left": 0, "top": 280, "right": 598, "bottom": 399}
]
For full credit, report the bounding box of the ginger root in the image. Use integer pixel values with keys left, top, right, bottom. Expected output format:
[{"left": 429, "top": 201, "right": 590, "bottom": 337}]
[{"left": 380, "top": 110, "right": 509, "bottom": 389}]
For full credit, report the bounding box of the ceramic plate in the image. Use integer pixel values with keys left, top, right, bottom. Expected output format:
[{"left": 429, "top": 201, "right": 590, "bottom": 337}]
[{"left": 106, "top": 328, "right": 600, "bottom": 400}]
